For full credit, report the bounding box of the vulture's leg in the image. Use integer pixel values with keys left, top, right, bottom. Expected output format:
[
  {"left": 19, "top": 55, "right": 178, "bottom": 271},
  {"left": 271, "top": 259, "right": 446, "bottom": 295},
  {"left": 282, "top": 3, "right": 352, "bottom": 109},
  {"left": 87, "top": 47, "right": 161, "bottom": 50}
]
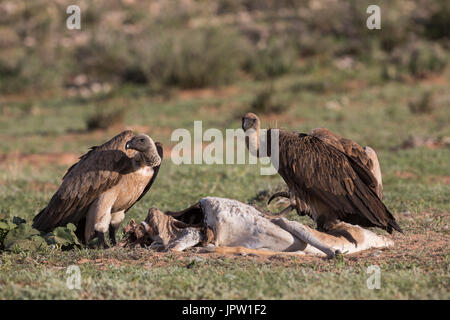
[
  {"left": 271, "top": 217, "right": 339, "bottom": 258},
  {"left": 85, "top": 193, "right": 115, "bottom": 249},
  {"left": 95, "top": 231, "right": 109, "bottom": 249},
  {"left": 109, "top": 210, "right": 125, "bottom": 246},
  {"left": 108, "top": 225, "right": 117, "bottom": 246}
]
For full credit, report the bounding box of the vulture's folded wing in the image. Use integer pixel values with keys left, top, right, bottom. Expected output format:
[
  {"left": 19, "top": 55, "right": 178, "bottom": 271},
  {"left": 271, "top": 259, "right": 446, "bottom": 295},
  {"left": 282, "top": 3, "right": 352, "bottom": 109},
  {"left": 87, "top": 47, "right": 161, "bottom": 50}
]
[
  {"left": 276, "top": 131, "right": 401, "bottom": 233},
  {"left": 309, "top": 128, "right": 379, "bottom": 195},
  {"left": 33, "top": 130, "right": 135, "bottom": 232}
]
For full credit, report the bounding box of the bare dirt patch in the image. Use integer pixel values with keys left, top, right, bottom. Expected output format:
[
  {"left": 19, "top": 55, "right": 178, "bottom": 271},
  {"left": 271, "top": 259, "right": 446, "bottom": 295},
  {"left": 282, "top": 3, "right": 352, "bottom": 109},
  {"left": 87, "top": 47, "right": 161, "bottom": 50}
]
[
  {"left": 261, "top": 113, "right": 302, "bottom": 128},
  {"left": 395, "top": 171, "right": 418, "bottom": 180},
  {"left": 25, "top": 181, "right": 59, "bottom": 192},
  {"left": 177, "top": 86, "right": 240, "bottom": 101},
  {"left": 428, "top": 176, "right": 450, "bottom": 185},
  {"left": 0, "top": 152, "right": 80, "bottom": 167}
]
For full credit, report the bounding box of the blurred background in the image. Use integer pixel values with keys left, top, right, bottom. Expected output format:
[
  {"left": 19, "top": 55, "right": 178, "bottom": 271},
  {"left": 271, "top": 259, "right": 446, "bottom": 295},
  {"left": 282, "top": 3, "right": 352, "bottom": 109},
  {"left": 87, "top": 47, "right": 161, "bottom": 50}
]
[{"left": 0, "top": 0, "right": 449, "bottom": 216}]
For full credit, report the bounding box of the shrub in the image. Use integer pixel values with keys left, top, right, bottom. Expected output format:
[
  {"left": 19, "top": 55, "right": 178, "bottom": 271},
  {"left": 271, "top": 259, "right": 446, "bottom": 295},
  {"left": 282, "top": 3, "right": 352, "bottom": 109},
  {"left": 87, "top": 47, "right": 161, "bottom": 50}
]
[
  {"left": 408, "top": 92, "right": 435, "bottom": 115},
  {"left": 408, "top": 43, "right": 448, "bottom": 78},
  {"left": 250, "top": 85, "right": 289, "bottom": 114},
  {"left": 86, "top": 27, "right": 250, "bottom": 89},
  {"left": 161, "top": 28, "right": 249, "bottom": 88},
  {"left": 244, "top": 38, "right": 297, "bottom": 79},
  {"left": 382, "top": 41, "right": 448, "bottom": 81},
  {"left": 86, "top": 106, "right": 127, "bottom": 131},
  {"left": 422, "top": 0, "right": 450, "bottom": 40}
]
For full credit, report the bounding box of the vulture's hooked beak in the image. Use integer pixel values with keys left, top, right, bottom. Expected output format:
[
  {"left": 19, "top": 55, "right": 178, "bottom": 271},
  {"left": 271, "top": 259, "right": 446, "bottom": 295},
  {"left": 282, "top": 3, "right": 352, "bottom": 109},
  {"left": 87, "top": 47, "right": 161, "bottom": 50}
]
[{"left": 125, "top": 139, "right": 133, "bottom": 150}]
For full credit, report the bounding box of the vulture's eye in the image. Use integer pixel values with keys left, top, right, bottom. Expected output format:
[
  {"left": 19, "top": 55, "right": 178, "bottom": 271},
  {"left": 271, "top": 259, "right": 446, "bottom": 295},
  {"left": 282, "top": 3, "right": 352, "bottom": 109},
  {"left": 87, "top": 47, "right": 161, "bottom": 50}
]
[{"left": 140, "top": 138, "right": 145, "bottom": 142}]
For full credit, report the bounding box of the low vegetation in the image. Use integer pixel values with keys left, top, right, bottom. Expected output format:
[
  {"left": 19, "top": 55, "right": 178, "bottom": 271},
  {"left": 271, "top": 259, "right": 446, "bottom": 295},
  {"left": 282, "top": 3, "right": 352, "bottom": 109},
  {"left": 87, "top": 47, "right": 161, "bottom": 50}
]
[{"left": 0, "top": 0, "right": 448, "bottom": 94}]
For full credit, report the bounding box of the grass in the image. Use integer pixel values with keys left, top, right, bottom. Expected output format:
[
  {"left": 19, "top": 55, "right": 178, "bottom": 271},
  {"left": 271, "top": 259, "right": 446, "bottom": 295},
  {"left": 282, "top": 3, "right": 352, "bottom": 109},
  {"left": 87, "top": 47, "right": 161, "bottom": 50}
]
[{"left": 0, "top": 59, "right": 449, "bottom": 299}]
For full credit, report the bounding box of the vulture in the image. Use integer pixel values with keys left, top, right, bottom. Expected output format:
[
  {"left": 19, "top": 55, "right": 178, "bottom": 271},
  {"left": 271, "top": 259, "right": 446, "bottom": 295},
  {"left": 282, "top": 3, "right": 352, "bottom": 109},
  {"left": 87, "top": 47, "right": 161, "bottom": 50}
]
[
  {"left": 32, "top": 130, "right": 163, "bottom": 248},
  {"left": 242, "top": 112, "right": 402, "bottom": 234}
]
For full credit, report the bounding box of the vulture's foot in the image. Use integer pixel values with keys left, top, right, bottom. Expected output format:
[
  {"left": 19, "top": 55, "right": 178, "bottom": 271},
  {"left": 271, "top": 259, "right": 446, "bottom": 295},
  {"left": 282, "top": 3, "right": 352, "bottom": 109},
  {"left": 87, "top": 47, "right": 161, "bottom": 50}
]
[
  {"left": 267, "top": 191, "right": 295, "bottom": 216},
  {"left": 94, "top": 231, "right": 110, "bottom": 249},
  {"left": 108, "top": 225, "right": 118, "bottom": 247}
]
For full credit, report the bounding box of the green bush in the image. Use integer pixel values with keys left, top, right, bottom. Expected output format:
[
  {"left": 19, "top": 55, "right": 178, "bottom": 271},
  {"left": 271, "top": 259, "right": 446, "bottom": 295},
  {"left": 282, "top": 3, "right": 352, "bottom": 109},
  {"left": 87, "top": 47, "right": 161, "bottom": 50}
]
[
  {"left": 382, "top": 42, "right": 448, "bottom": 81},
  {"left": 244, "top": 38, "right": 297, "bottom": 79},
  {"left": 422, "top": 0, "right": 450, "bottom": 40},
  {"left": 250, "top": 85, "right": 289, "bottom": 114},
  {"left": 408, "top": 43, "right": 448, "bottom": 78},
  {"left": 74, "top": 27, "right": 248, "bottom": 89},
  {"left": 86, "top": 105, "right": 127, "bottom": 131},
  {"left": 408, "top": 91, "right": 435, "bottom": 115},
  {"left": 0, "top": 0, "right": 448, "bottom": 93},
  {"left": 160, "top": 28, "right": 249, "bottom": 88}
]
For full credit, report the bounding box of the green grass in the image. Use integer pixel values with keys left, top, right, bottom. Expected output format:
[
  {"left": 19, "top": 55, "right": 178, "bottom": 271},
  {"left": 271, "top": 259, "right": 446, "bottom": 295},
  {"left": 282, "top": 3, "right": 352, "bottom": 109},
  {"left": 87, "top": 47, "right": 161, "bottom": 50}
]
[
  {"left": 0, "top": 61, "right": 449, "bottom": 299},
  {"left": 0, "top": 248, "right": 447, "bottom": 299}
]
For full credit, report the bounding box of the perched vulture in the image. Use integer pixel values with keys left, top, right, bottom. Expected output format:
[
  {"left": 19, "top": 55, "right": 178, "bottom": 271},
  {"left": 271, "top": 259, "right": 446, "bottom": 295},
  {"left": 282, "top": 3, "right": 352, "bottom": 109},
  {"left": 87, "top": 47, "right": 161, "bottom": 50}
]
[
  {"left": 32, "top": 130, "right": 163, "bottom": 248},
  {"left": 242, "top": 112, "right": 402, "bottom": 234}
]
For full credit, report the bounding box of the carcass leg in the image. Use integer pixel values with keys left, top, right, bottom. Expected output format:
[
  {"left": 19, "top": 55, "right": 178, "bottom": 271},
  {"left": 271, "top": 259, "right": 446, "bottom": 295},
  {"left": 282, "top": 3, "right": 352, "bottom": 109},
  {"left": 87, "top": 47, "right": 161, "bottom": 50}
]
[{"left": 271, "top": 217, "right": 339, "bottom": 258}]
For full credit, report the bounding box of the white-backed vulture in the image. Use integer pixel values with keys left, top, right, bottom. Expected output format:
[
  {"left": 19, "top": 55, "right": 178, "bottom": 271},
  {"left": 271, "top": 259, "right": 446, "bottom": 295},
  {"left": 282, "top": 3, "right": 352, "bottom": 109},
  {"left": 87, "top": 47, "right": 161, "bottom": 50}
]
[
  {"left": 242, "top": 112, "right": 402, "bottom": 235},
  {"left": 32, "top": 130, "right": 163, "bottom": 248}
]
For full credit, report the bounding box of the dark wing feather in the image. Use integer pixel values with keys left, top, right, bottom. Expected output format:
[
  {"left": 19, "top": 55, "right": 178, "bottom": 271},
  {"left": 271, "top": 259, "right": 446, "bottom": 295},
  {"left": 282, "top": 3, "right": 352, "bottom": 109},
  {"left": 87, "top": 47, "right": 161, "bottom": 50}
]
[
  {"left": 309, "top": 128, "right": 379, "bottom": 193},
  {"left": 33, "top": 130, "right": 135, "bottom": 232},
  {"left": 125, "top": 142, "right": 163, "bottom": 212},
  {"left": 274, "top": 130, "right": 401, "bottom": 233}
]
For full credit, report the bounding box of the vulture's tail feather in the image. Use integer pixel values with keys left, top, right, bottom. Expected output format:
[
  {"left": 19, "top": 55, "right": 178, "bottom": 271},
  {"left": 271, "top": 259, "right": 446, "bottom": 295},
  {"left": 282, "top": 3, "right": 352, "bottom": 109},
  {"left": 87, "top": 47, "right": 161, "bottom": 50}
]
[
  {"left": 387, "top": 219, "right": 403, "bottom": 234},
  {"left": 32, "top": 207, "right": 47, "bottom": 230}
]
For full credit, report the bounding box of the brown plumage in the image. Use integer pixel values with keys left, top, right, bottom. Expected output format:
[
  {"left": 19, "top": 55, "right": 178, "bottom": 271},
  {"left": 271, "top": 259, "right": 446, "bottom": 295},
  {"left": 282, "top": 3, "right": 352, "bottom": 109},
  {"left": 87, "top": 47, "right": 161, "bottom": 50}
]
[
  {"left": 309, "top": 128, "right": 383, "bottom": 199},
  {"left": 32, "top": 130, "right": 163, "bottom": 247},
  {"left": 242, "top": 112, "right": 402, "bottom": 234}
]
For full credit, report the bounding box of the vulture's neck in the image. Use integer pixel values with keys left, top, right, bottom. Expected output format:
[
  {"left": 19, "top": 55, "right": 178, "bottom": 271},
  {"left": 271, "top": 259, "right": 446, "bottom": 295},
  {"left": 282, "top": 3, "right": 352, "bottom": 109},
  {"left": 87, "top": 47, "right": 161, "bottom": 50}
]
[
  {"left": 135, "top": 148, "right": 158, "bottom": 167},
  {"left": 245, "top": 127, "right": 260, "bottom": 157}
]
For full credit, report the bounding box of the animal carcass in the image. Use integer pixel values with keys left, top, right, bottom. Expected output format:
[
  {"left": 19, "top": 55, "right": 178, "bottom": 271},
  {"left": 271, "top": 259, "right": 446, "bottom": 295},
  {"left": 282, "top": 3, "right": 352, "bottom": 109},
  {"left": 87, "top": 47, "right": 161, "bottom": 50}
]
[{"left": 121, "top": 197, "right": 393, "bottom": 258}]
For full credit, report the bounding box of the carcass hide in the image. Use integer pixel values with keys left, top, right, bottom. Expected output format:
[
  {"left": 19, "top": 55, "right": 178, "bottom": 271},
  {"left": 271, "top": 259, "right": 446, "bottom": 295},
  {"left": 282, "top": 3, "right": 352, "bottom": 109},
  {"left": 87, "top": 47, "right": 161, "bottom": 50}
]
[{"left": 121, "top": 197, "right": 393, "bottom": 257}]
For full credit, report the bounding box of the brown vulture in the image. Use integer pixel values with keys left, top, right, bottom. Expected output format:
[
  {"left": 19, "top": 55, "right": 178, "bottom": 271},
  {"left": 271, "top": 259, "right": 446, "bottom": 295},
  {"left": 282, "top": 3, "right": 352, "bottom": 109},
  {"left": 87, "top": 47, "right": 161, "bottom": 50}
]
[
  {"left": 32, "top": 130, "right": 163, "bottom": 248},
  {"left": 242, "top": 112, "right": 402, "bottom": 234}
]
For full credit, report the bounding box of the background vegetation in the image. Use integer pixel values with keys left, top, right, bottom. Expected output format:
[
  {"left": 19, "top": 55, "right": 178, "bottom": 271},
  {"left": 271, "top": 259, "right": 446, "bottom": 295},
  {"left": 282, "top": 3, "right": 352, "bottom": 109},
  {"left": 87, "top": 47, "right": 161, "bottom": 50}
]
[{"left": 0, "top": 0, "right": 448, "bottom": 299}]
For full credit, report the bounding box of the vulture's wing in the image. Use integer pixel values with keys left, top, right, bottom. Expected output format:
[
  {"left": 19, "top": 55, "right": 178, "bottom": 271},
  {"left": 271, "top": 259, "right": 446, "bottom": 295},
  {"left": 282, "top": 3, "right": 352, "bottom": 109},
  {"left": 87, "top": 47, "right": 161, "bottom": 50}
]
[
  {"left": 275, "top": 130, "right": 401, "bottom": 233},
  {"left": 33, "top": 130, "right": 135, "bottom": 232},
  {"left": 125, "top": 142, "right": 163, "bottom": 212},
  {"left": 310, "top": 128, "right": 383, "bottom": 199}
]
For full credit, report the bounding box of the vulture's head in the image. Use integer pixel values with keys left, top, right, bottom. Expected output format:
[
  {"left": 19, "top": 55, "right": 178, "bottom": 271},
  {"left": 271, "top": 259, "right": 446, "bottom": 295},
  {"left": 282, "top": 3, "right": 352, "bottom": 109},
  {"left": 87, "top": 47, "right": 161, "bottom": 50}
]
[
  {"left": 125, "top": 134, "right": 161, "bottom": 167},
  {"left": 242, "top": 112, "right": 262, "bottom": 156},
  {"left": 242, "top": 112, "right": 260, "bottom": 132}
]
